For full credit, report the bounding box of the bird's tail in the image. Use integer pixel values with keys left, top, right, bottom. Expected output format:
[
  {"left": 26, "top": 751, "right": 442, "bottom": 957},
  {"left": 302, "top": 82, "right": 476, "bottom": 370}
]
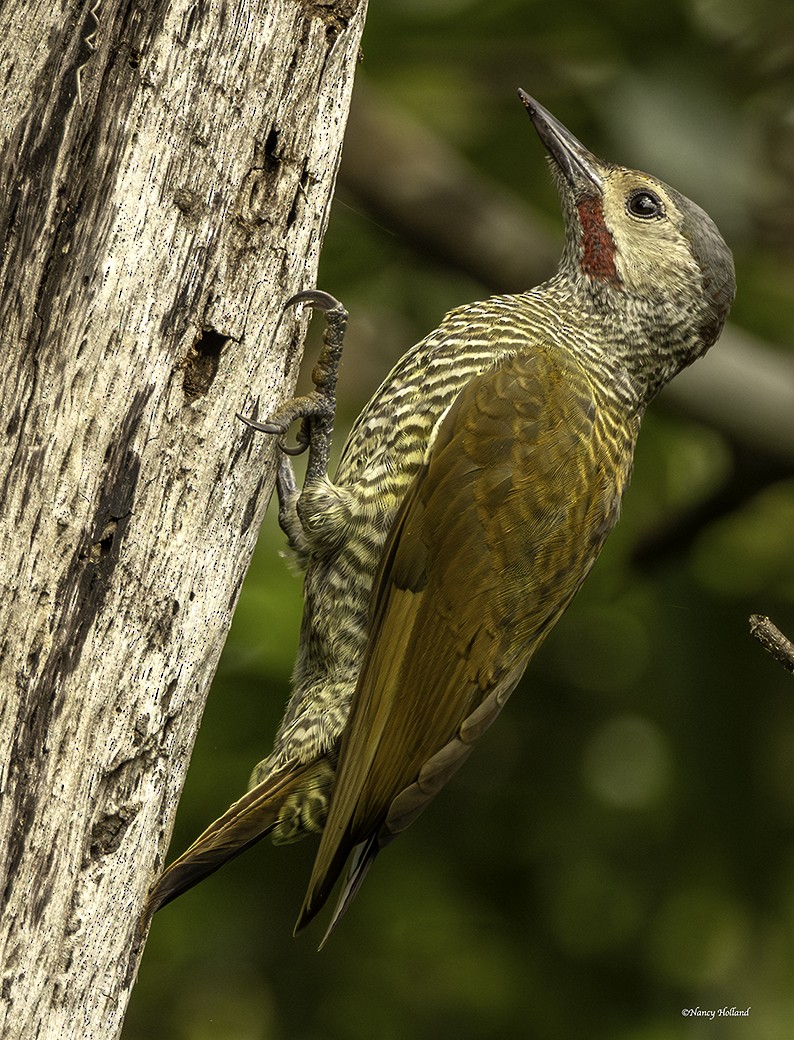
[
  {"left": 145, "top": 758, "right": 328, "bottom": 918},
  {"left": 313, "top": 832, "right": 383, "bottom": 947}
]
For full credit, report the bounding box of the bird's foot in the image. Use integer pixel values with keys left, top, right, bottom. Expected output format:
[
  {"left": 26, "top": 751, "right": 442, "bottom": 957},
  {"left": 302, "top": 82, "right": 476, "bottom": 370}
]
[
  {"left": 238, "top": 291, "right": 348, "bottom": 549},
  {"left": 237, "top": 290, "right": 348, "bottom": 481}
]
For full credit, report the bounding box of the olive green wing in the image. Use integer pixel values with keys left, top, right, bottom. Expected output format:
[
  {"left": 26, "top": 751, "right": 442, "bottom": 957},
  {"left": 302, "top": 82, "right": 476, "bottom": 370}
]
[{"left": 298, "top": 347, "right": 609, "bottom": 936}]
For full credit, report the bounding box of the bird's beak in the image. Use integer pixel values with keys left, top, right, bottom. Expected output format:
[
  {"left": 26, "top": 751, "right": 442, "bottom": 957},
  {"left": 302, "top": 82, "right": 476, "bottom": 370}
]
[{"left": 518, "top": 90, "right": 604, "bottom": 193}]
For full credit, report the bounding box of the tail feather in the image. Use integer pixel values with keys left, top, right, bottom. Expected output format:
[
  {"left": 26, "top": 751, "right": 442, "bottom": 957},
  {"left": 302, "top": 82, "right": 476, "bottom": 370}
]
[
  {"left": 145, "top": 759, "right": 321, "bottom": 918},
  {"left": 315, "top": 833, "right": 382, "bottom": 948}
]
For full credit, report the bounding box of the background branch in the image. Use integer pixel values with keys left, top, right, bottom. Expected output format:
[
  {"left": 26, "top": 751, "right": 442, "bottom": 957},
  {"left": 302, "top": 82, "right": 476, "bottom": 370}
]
[{"left": 750, "top": 615, "right": 794, "bottom": 675}]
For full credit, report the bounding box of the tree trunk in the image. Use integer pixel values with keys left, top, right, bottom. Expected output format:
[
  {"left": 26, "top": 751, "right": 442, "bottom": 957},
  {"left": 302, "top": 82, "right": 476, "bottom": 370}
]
[{"left": 0, "top": 1, "right": 367, "bottom": 1037}]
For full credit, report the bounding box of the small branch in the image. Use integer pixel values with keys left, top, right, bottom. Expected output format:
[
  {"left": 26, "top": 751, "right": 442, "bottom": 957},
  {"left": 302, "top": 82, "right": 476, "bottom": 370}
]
[{"left": 749, "top": 615, "right": 794, "bottom": 675}]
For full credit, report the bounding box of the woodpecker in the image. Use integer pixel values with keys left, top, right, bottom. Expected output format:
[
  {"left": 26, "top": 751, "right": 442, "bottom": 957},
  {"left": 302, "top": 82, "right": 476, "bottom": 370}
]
[{"left": 147, "top": 91, "right": 735, "bottom": 939}]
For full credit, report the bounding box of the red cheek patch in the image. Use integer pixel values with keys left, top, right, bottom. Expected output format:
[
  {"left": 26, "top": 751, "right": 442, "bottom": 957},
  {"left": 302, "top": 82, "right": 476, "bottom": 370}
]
[{"left": 577, "top": 197, "right": 621, "bottom": 285}]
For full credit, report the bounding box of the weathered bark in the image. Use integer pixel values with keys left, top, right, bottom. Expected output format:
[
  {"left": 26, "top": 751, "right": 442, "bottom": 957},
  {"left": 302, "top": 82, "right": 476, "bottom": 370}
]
[{"left": 0, "top": 1, "right": 367, "bottom": 1037}]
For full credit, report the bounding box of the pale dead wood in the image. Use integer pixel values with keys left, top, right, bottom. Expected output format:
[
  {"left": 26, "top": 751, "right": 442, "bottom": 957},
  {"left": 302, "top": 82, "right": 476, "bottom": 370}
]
[{"left": 0, "top": 1, "right": 367, "bottom": 1037}]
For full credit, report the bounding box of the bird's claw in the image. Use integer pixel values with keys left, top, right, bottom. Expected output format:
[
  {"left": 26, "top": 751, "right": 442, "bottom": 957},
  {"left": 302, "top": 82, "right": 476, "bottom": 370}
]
[
  {"left": 285, "top": 289, "right": 345, "bottom": 316},
  {"left": 236, "top": 412, "right": 310, "bottom": 456},
  {"left": 239, "top": 288, "right": 348, "bottom": 482},
  {"left": 236, "top": 413, "right": 283, "bottom": 436}
]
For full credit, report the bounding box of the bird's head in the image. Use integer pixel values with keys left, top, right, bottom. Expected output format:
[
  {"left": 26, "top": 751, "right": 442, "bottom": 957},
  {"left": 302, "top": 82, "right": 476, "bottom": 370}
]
[{"left": 518, "top": 91, "right": 736, "bottom": 396}]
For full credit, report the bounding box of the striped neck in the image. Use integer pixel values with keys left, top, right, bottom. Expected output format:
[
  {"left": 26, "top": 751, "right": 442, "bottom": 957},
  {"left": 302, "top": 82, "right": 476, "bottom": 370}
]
[{"left": 531, "top": 269, "right": 721, "bottom": 414}]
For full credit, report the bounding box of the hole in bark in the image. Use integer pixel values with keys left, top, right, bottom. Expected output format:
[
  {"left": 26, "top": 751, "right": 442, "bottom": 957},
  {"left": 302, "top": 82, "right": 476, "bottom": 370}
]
[
  {"left": 90, "top": 804, "right": 141, "bottom": 858},
  {"left": 95, "top": 522, "right": 116, "bottom": 557},
  {"left": 286, "top": 190, "right": 300, "bottom": 229},
  {"left": 81, "top": 520, "right": 118, "bottom": 563},
  {"left": 183, "top": 329, "right": 229, "bottom": 402},
  {"left": 264, "top": 127, "right": 280, "bottom": 172}
]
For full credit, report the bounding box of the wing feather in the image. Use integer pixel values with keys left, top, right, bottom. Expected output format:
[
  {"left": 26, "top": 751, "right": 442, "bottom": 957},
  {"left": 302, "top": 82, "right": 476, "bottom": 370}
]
[{"left": 297, "top": 348, "right": 615, "bottom": 933}]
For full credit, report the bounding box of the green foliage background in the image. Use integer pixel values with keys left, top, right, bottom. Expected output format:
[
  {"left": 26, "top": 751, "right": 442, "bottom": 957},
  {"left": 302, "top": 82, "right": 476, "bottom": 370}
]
[{"left": 126, "top": 1, "right": 794, "bottom": 1036}]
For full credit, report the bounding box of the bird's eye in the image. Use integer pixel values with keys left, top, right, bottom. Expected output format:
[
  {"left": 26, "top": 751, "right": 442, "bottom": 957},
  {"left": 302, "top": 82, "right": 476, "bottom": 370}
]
[{"left": 626, "top": 189, "right": 664, "bottom": 219}]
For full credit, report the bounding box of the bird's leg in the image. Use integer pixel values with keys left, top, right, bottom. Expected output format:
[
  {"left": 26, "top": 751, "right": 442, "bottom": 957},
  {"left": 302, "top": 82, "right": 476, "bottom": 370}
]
[
  {"left": 238, "top": 290, "right": 348, "bottom": 549},
  {"left": 274, "top": 454, "right": 308, "bottom": 558}
]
